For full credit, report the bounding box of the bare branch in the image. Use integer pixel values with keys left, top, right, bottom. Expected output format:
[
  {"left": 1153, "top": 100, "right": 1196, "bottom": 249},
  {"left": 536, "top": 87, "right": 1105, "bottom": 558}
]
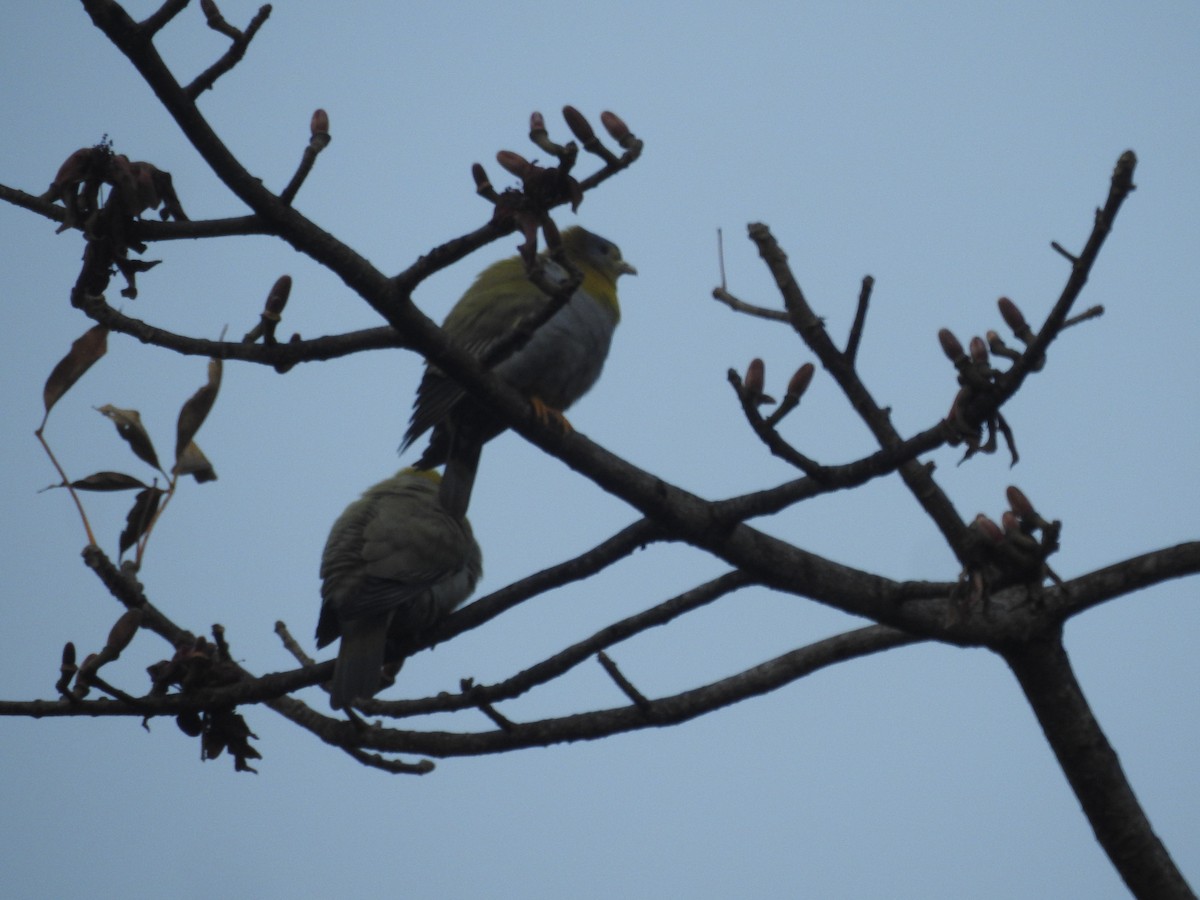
[
  {"left": 186, "top": 4, "right": 272, "bottom": 99},
  {"left": 1005, "top": 635, "right": 1195, "bottom": 898},
  {"left": 844, "top": 274, "right": 874, "bottom": 363}
]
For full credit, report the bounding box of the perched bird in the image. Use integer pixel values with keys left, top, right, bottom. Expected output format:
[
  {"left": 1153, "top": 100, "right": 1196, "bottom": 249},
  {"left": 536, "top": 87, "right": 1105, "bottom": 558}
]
[
  {"left": 316, "top": 468, "right": 483, "bottom": 710},
  {"left": 401, "top": 225, "right": 637, "bottom": 470}
]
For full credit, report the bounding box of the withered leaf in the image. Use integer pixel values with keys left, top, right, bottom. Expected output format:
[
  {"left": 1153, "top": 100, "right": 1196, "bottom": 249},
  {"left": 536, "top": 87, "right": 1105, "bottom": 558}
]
[
  {"left": 119, "top": 486, "right": 164, "bottom": 557},
  {"left": 97, "top": 405, "right": 163, "bottom": 473},
  {"left": 69, "top": 471, "right": 149, "bottom": 492},
  {"left": 176, "top": 358, "right": 222, "bottom": 467},
  {"left": 43, "top": 325, "right": 109, "bottom": 418},
  {"left": 174, "top": 441, "right": 218, "bottom": 483}
]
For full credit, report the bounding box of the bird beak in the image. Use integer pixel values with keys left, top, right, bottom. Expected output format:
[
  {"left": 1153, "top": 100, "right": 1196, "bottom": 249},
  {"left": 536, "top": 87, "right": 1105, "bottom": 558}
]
[{"left": 618, "top": 260, "right": 638, "bottom": 277}]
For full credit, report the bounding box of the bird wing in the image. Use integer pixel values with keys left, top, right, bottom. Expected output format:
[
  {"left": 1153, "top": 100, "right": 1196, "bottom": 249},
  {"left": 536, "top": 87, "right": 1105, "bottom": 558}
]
[{"left": 401, "top": 257, "right": 555, "bottom": 453}]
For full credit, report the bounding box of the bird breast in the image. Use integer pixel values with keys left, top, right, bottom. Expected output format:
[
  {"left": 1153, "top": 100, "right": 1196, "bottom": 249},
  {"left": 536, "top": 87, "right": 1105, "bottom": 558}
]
[{"left": 495, "top": 292, "right": 618, "bottom": 410}]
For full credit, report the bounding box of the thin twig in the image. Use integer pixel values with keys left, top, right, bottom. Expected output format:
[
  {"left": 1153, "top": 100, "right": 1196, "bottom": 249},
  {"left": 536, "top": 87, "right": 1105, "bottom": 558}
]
[
  {"left": 186, "top": 5, "right": 272, "bottom": 99},
  {"left": 274, "top": 621, "right": 316, "bottom": 667},
  {"left": 712, "top": 287, "right": 789, "bottom": 322},
  {"left": 597, "top": 652, "right": 652, "bottom": 712},
  {"left": 845, "top": 275, "right": 874, "bottom": 363}
]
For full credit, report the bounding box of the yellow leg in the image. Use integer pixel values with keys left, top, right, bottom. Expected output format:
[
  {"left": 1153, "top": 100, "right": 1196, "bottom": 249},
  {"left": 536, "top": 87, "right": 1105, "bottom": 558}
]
[{"left": 530, "top": 396, "right": 573, "bottom": 433}]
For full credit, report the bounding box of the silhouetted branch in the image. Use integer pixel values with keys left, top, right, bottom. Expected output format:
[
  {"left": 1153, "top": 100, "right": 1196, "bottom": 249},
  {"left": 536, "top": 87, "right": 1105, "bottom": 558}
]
[{"left": 1005, "top": 634, "right": 1195, "bottom": 898}]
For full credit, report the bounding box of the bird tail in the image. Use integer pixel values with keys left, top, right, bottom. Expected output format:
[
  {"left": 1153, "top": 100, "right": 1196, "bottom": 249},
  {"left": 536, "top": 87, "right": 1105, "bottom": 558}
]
[
  {"left": 438, "top": 430, "right": 482, "bottom": 519},
  {"left": 329, "top": 614, "right": 391, "bottom": 710}
]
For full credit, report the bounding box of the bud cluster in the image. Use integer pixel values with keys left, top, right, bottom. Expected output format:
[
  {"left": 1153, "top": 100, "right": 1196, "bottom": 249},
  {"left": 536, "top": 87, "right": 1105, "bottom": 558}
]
[
  {"left": 736, "top": 357, "right": 816, "bottom": 428},
  {"left": 939, "top": 295, "right": 1044, "bottom": 466}
]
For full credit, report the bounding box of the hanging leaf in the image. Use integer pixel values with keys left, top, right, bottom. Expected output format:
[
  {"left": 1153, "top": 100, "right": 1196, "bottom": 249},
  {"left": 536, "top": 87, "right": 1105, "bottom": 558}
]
[
  {"left": 43, "top": 325, "right": 109, "bottom": 419},
  {"left": 97, "top": 405, "right": 163, "bottom": 473},
  {"left": 119, "top": 486, "right": 164, "bottom": 556},
  {"left": 176, "top": 358, "right": 222, "bottom": 467},
  {"left": 69, "top": 471, "right": 149, "bottom": 492},
  {"left": 174, "top": 441, "right": 218, "bottom": 483}
]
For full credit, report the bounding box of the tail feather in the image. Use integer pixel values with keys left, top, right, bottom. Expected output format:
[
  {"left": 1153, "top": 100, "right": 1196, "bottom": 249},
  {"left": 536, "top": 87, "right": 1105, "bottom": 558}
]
[
  {"left": 439, "top": 432, "right": 482, "bottom": 519},
  {"left": 329, "top": 614, "right": 391, "bottom": 710}
]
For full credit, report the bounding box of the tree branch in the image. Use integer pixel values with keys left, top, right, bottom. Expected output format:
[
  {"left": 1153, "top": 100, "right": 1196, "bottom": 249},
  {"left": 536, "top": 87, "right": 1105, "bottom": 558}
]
[{"left": 1004, "top": 634, "right": 1195, "bottom": 898}]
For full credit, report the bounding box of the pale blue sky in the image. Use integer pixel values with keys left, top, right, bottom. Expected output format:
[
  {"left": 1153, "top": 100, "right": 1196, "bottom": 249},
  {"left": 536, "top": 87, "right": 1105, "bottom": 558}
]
[{"left": 2, "top": 3, "right": 1198, "bottom": 898}]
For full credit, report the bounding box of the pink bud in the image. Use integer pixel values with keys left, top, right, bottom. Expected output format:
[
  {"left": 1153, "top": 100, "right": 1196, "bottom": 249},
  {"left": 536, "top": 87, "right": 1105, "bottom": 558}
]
[
  {"left": 562, "top": 105, "right": 595, "bottom": 143},
  {"left": 496, "top": 150, "right": 532, "bottom": 178},
  {"left": 1006, "top": 485, "right": 1036, "bottom": 518},
  {"left": 938, "top": 328, "right": 964, "bottom": 362},
  {"left": 600, "top": 111, "right": 630, "bottom": 142},
  {"left": 265, "top": 275, "right": 292, "bottom": 317},
  {"left": 106, "top": 609, "right": 143, "bottom": 655},
  {"left": 972, "top": 514, "right": 1004, "bottom": 544},
  {"left": 969, "top": 336, "right": 988, "bottom": 364},
  {"left": 310, "top": 109, "right": 329, "bottom": 136},
  {"left": 998, "top": 297, "right": 1027, "bottom": 331},
  {"left": 744, "top": 358, "right": 765, "bottom": 396},
  {"left": 787, "top": 362, "right": 815, "bottom": 398}
]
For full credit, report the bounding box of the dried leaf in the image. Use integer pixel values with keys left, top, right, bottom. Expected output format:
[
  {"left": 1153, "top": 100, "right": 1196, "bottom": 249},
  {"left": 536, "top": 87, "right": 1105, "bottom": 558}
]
[
  {"left": 43, "top": 325, "right": 109, "bottom": 417},
  {"left": 176, "top": 358, "right": 222, "bottom": 467},
  {"left": 69, "top": 471, "right": 149, "bottom": 492},
  {"left": 174, "top": 441, "right": 218, "bottom": 483},
  {"left": 119, "top": 486, "right": 164, "bottom": 556},
  {"left": 97, "top": 405, "right": 162, "bottom": 473}
]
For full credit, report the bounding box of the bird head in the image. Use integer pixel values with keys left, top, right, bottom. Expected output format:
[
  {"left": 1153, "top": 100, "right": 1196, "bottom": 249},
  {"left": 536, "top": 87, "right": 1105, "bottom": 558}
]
[{"left": 560, "top": 226, "right": 637, "bottom": 283}]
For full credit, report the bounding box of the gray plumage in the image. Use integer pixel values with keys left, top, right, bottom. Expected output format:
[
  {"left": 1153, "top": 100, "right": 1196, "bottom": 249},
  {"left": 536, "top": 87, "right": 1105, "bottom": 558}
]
[
  {"left": 316, "top": 469, "right": 482, "bottom": 710},
  {"left": 401, "top": 226, "right": 635, "bottom": 468}
]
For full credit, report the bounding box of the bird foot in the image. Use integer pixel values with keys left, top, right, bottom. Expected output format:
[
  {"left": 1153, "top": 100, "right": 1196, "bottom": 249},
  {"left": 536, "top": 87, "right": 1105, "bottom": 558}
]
[{"left": 530, "top": 396, "right": 573, "bottom": 433}]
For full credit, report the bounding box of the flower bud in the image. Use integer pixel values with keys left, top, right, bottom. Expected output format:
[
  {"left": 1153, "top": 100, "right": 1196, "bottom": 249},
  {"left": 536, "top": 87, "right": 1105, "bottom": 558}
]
[
  {"left": 744, "top": 358, "right": 765, "bottom": 397},
  {"left": 496, "top": 150, "right": 533, "bottom": 178},
  {"left": 105, "top": 608, "right": 143, "bottom": 656},
  {"left": 1006, "top": 485, "right": 1036, "bottom": 519},
  {"left": 562, "top": 105, "right": 595, "bottom": 143},
  {"left": 998, "top": 296, "right": 1026, "bottom": 331},
  {"left": 310, "top": 108, "right": 329, "bottom": 137},
  {"left": 265, "top": 275, "right": 292, "bottom": 318},
  {"left": 601, "top": 111, "right": 631, "bottom": 142},
  {"left": 971, "top": 513, "right": 1004, "bottom": 544},
  {"left": 938, "top": 328, "right": 965, "bottom": 363},
  {"left": 787, "top": 362, "right": 815, "bottom": 398},
  {"left": 969, "top": 336, "right": 988, "bottom": 364}
]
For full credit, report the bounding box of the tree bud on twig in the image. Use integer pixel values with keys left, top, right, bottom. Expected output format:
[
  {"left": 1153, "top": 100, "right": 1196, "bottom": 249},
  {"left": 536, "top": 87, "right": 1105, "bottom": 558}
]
[
  {"left": 998, "top": 296, "right": 1026, "bottom": 331},
  {"left": 787, "top": 362, "right": 815, "bottom": 399},
  {"left": 265, "top": 275, "right": 291, "bottom": 319},
  {"left": 971, "top": 513, "right": 1004, "bottom": 544},
  {"left": 744, "top": 358, "right": 765, "bottom": 396},
  {"left": 601, "top": 111, "right": 630, "bottom": 143},
  {"left": 938, "top": 328, "right": 965, "bottom": 364},
  {"left": 1006, "top": 485, "right": 1051, "bottom": 529},
  {"left": 969, "top": 336, "right": 989, "bottom": 364},
  {"left": 1006, "top": 485, "right": 1035, "bottom": 519},
  {"left": 57, "top": 642, "right": 78, "bottom": 695},
  {"left": 471, "top": 162, "right": 498, "bottom": 201},
  {"left": 528, "top": 111, "right": 560, "bottom": 156},
  {"left": 496, "top": 150, "right": 533, "bottom": 179},
  {"left": 562, "top": 105, "right": 595, "bottom": 143},
  {"left": 105, "top": 608, "right": 143, "bottom": 656},
  {"left": 310, "top": 108, "right": 329, "bottom": 137}
]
